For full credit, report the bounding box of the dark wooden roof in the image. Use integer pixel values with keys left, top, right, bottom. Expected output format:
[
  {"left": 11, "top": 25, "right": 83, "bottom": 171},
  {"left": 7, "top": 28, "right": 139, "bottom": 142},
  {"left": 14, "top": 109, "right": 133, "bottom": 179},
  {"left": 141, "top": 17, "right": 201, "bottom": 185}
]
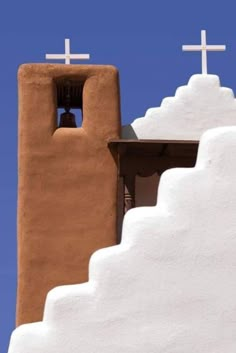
[{"left": 108, "top": 139, "right": 199, "bottom": 157}]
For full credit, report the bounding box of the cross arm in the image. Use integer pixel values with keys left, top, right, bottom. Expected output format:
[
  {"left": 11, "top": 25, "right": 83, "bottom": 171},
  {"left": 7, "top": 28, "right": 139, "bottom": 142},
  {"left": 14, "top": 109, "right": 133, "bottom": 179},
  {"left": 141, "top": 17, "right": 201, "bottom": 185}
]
[
  {"left": 69, "top": 54, "right": 90, "bottom": 59},
  {"left": 45, "top": 54, "right": 66, "bottom": 59}
]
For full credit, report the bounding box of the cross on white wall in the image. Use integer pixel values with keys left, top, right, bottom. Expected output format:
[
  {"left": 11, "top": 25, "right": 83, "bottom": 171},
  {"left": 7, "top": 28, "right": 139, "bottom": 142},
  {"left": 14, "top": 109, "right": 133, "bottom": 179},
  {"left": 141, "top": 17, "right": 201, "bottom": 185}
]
[
  {"left": 46, "top": 38, "right": 90, "bottom": 64},
  {"left": 182, "top": 30, "right": 226, "bottom": 74}
]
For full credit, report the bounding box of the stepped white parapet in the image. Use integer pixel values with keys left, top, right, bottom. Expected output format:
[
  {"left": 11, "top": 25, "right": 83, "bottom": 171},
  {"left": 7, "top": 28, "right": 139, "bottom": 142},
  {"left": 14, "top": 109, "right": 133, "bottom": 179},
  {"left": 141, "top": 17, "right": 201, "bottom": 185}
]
[
  {"left": 8, "top": 126, "right": 236, "bottom": 353},
  {"left": 122, "top": 75, "right": 236, "bottom": 140}
]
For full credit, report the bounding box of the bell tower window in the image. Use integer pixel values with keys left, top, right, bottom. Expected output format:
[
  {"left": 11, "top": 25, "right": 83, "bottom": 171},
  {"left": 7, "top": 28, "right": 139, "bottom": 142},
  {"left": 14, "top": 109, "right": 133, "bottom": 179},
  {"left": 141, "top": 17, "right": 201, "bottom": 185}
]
[{"left": 56, "top": 79, "right": 84, "bottom": 128}]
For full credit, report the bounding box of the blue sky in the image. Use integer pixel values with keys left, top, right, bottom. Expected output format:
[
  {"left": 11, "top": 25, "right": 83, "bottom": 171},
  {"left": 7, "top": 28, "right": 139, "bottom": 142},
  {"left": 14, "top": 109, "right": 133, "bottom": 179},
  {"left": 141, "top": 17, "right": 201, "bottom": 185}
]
[{"left": 1, "top": 0, "right": 236, "bottom": 351}]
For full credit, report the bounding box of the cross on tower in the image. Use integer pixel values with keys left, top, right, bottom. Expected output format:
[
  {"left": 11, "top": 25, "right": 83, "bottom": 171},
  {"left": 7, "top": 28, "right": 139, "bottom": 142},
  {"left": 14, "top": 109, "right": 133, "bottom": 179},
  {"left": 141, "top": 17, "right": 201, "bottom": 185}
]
[
  {"left": 46, "top": 38, "right": 90, "bottom": 64},
  {"left": 182, "top": 30, "right": 226, "bottom": 74}
]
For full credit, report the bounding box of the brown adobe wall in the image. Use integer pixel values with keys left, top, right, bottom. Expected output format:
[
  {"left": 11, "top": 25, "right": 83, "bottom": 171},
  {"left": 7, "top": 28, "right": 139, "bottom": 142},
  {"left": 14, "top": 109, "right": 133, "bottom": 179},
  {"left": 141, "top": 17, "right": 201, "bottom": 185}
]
[{"left": 16, "top": 64, "right": 121, "bottom": 325}]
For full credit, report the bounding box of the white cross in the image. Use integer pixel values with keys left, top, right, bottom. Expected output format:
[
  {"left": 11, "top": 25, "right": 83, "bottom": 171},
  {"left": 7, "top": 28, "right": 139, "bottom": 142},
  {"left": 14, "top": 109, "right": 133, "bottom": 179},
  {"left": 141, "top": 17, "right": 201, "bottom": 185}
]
[
  {"left": 46, "top": 38, "right": 90, "bottom": 64},
  {"left": 182, "top": 30, "right": 226, "bottom": 74}
]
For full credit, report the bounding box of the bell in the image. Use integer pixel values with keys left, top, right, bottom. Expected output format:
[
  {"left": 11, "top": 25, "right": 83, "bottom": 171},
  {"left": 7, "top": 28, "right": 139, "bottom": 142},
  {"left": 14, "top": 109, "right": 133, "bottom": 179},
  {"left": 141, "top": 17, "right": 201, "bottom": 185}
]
[{"left": 59, "top": 111, "right": 77, "bottom": 128}]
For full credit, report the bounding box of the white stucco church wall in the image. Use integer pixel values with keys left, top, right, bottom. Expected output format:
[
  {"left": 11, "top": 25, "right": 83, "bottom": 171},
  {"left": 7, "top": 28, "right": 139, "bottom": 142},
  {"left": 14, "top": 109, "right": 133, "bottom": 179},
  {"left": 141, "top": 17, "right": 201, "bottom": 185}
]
[
  {"left": 8, "top": 126, "right": 236, "bottom": 353},
  {"left": 122, "top": 74, "right": 236, "bottom": 140}
]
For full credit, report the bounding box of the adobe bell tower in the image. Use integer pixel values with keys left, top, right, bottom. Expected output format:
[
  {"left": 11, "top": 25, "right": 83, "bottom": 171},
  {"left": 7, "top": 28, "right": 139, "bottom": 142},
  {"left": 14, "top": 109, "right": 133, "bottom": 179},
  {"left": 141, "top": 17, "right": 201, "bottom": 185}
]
[{"left": 17, "top": 63, "right": 121, "bottom": 325}]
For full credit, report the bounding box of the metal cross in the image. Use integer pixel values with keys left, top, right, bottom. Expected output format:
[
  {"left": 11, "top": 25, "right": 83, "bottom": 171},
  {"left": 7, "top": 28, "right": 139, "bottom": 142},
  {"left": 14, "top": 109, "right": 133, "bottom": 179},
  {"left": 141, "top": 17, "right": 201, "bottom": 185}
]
[
  {"left": 46, "top": 38, "right": 90, "bottom": 64},
  {"left": 182, "top": 30, "right": 226, "bottom": 74}
]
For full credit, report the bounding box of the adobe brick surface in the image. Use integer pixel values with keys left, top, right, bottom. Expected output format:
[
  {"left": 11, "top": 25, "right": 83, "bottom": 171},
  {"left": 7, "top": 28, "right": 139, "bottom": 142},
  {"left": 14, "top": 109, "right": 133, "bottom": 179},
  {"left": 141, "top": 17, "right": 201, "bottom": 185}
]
[{"left": 16, "top": 64, "right": 121, "bottom": 325}]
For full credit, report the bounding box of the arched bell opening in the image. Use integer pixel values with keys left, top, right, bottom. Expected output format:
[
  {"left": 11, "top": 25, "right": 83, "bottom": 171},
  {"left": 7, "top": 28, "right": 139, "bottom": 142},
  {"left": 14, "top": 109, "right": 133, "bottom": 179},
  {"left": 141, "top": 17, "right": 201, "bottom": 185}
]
[{"left": 56, "top": 79, "right": 84, "bottom": 128}]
